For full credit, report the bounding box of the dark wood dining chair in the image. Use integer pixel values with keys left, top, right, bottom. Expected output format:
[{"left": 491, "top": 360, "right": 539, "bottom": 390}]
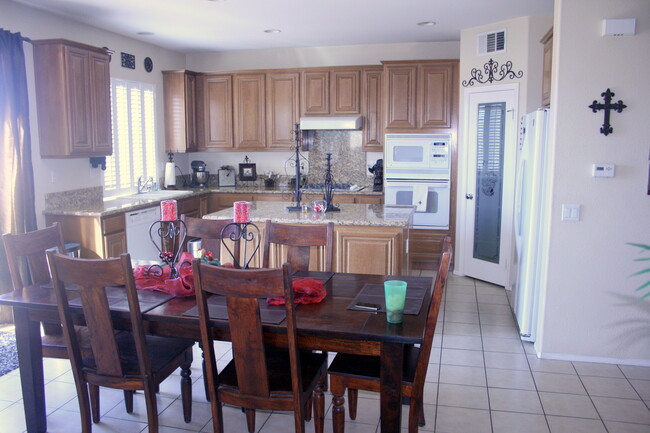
[
  {"left": 192, "top": 260, "right": 328, "bottom": 433},
  {"left": 328, "top": 236, "right": 453, "bottom": 433},
  {"left": 181, "top": 215, "right": 240, "bottom": 266},
  {"left": 262, "top": 220, "right": 334, "bottom": 271},
  {"left": 47, "top": 251, "right": 194, "bottom": 433},
  {"left": 3, "top": 223, "right": 69, "bottom": 357}
]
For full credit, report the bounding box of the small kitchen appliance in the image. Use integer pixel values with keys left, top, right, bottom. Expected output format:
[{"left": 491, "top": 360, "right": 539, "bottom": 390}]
[
  {"left": 190, "top": 160, "right": 209, "bottom": 188},
  {"left": 218, "top": 166, "right": 236, "bottom": 187}
]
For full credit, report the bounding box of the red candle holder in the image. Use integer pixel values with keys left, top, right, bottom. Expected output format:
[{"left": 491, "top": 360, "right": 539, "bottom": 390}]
[
  {"left": 161, "top": 200, "right": 178, "bottom": 221},
  {"left": 233, "top": 201, "right": 250, "bottom": 223}
]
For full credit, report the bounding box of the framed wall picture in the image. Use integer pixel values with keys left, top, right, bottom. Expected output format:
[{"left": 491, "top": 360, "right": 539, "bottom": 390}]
[{"left": 239, "top": 163, "right": 257, "bottom": 181}]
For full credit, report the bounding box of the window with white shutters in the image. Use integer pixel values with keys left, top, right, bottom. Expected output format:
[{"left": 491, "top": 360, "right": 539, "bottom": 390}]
[{"left": 104, "top": 79, "right": 157, "bottom": 197}]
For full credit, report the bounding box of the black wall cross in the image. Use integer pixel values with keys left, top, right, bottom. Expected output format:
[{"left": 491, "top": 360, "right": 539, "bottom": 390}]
[{"left": 588, "top": 88, "right": 626, "bottom": 136}]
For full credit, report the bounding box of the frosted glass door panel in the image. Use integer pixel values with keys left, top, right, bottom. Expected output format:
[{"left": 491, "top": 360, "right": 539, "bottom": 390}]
[{"left": 473, "top": 102, "right": 505, "bottom": 264}]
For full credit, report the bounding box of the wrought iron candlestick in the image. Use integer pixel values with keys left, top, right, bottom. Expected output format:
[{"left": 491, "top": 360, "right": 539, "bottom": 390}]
[
  {"left": 323, "top": 153, "right": 340, "bottom": 212},
  {"left": 145, "top": 219, "right": 187, "bottom": 279},
  {"left": 286, "top": 123, "right": 304, "bottom": 211},
  {"left": 220, "top": 222, "right": 261, "bottom": 269}
]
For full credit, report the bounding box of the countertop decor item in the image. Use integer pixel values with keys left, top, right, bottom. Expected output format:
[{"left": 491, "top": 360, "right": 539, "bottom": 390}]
[
  {"left": 588, "top": 88, "right": 626, "bottom": 136},
  {"left": 323, "top": 153, "right": 340, "bottom": 212},
  {"left": 238, "top": 156, "right": 257, "bottom": 182},
  {"left": 285, "top": 123, "right": 307, "bottom": 212}
]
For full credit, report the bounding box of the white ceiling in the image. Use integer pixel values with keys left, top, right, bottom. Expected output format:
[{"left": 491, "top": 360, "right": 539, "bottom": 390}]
[{"left": 13, "top": 0, "right": 554, "bottom": 53}]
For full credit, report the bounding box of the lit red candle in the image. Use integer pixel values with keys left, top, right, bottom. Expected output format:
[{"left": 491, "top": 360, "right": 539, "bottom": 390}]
[
  {"left": 161, "top": 200, "right": 178, "bottom": 221},
  {"left": 233, "top": 201, "right": 250, "bottom": 223}
]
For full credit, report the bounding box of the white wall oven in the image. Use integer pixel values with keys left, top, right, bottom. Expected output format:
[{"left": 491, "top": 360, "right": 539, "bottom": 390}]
[{"left": 384, "top": 134, "right": 451, "bottom": 229}]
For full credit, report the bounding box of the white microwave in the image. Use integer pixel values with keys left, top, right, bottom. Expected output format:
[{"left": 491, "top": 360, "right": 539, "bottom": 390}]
[{"left": 385, "top": 133, "right": 451, "bottom": 179}]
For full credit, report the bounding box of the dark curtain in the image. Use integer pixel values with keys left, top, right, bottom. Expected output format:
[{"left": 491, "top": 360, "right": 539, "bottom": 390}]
[{"left": 0, "top": 29, "right": 37, "bottom": 319}]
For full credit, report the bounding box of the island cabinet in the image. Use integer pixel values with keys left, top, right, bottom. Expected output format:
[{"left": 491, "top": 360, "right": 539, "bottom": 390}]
[
  {"left": 163, "top": 70, "right": 199, "bottom": 153},
  {"left": 199, "top": 74, "right": 234, "bottom": 150},
  {"left": 301, "top": 68, "right": 361, "bottom": 116},
  {"left": 410, "top": 229, "right": 452, "bottom": 270},
  {"left": 383, "top": 60, "right": 458, "bottom": 131},
  {"left": 33, "top": 39, "right": 112, "bottom": 158},
  {"left": 234, "top": 73, "right": 266, "bottom": 149},
  {"left": 45, "top": 213, "right": 126, "bottom": 259},
  {"left": 334, "top": 226, "right": 406, "bottom": 275}
]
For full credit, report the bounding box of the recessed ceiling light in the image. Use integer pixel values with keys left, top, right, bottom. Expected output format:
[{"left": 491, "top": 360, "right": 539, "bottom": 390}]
[
  {"left": 137, "top": 31, "right": 155, "bottom": 36},
  {"left": 264, "top": 29, "right": 282, "bottom": 34},
  {"left": 417, "top": 21, "right": 437, "bottom": 27}
]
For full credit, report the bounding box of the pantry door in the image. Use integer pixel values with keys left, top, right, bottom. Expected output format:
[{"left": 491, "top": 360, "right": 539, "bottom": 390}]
[{"left": 459, "top": 84, "right": 518, "bottom": 287}]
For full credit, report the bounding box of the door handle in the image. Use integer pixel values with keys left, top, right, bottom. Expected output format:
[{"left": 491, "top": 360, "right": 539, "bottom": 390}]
[{"left": 465, "top": 193, "right": 474, "bottom": 200}]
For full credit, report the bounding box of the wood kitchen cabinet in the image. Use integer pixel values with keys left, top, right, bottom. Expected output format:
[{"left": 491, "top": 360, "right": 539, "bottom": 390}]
[
  {"left": 301, "top": 68, "right": 361, "bottom": 116},
  {"left": 541, "top": 28, "right": 553, "bottom": 108},
  {"left": 301, "top": 70, "right": 329, "bottom": 115},
  {"left": 361, "top": 68, "right": 383, "bottom": 151},
  {"left": 33, "top": 39, "right": 112, "bottom": 158},
  {"left": 200, "top": 74, "right": 233, "bottom": 150},
  {"left": 234, "top": 73, "right": 266, "bottom": 149},
  {"left": 334, "top": 225, "right": 406, "bottom": 275},
  {"left": 266, "top": 71, "right": 300, "bottom": 150},
  {"left": 410, "top": 229, "right": 453, "bottom": 270},
  {"left": 383, "top": 60, "right": 458, "bottom": 131},
  {"left": 163, "top": 70, "right": 199, "bottom": 153},
  {"left": 331, "top": 70, "right": 360, "bottom": 114},
  {"left": 45, "top": 213, "right": 126, "bottom": 259}
]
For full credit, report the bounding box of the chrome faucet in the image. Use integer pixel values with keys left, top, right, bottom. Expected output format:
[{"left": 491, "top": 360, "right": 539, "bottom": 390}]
[{"left": 137, "top": 176, "right": 154, "bottom": 193}]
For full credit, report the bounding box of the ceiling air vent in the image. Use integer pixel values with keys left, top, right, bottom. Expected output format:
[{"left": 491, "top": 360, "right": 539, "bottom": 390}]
[{"left": 477, "top": 29, "right": 506, "bottom": 55}]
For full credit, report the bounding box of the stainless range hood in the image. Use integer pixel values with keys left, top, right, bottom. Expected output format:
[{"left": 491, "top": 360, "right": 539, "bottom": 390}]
[{"left": 299, "top": 116, "right": 363, "bottom": 130}]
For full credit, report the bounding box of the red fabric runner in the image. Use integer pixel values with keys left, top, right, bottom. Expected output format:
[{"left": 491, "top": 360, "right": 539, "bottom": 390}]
[
  {"left": 267, "top": 278, "right": 327, "bottom": 305},
  {"left": 133, "top": 252, "right": 195, "bottom": 297}
]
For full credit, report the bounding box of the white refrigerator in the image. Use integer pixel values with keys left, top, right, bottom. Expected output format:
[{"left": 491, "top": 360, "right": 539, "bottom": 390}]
[{"left": 513, "top": 108, "right": 550, "bottom": 342}]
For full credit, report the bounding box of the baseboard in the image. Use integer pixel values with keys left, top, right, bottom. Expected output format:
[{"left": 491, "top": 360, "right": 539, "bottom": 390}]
[{"left": 538, "top": 351, "right": 650, "bottom": 367}]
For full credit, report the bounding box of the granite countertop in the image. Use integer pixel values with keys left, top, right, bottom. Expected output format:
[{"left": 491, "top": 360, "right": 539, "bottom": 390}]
[
  {"left": 43, "top": 186, "right": 382, "bottom": 218},
  {"left": 203, "top": 201, "right": 414, "bottom": 228}
]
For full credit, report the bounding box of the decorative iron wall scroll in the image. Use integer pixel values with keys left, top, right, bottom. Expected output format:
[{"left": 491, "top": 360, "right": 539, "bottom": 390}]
[
  {"left": 588, "top": 88, "right": 626, "bottom": 136},
  {"left": 462, "top": 58, "right": 524, "bottom": 87}
]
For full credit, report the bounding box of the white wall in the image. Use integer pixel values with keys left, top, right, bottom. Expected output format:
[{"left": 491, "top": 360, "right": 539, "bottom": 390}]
[
  {"left": 537, "top": 0, "right": 650, "bottom": 364},
  {"left": 186, "top": 41, "right": 460, "bottom": 72},
  {"left": 0, "top": 1, "right": 186, "bottom": 227}
]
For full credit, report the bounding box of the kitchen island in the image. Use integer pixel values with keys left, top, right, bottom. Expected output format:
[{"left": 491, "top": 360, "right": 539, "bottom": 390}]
[{"left": 203, "top": 201, "right": 414, "bottom": 276}]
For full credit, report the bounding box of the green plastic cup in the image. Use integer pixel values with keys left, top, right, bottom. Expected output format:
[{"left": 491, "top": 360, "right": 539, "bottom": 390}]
[{"left": 384, "top": 280, "right": 407, "bottom": 324}]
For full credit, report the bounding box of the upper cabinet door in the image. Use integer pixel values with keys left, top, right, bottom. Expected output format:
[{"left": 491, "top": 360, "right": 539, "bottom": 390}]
[
  {"left": 234, "top": 73, "right": 266, "bottom": 149},
  {"left": 331, "top": 70, "right": 360, "bottom": 114},
  {"left": 163, "top": 70, "right": 200, "bottom": 153},
  {"left": 301, "top": 70, "right": 329, "bottom": 115},
  {"left": 266, "top": 71, "right": 300, "bottom": 150},
  {"left": 201, "top": 74, "right": 233, "bottom": 150},
  {"left": 89, "top": 52, "right": 112, "bottom": 154},
  {"left": 419, "top": 63, "right": 454, "bottom": 129},
  {"left": 384, "top": 65, "right": 417, "bottom": 129},
  {"left": 361, "top": 68, "right": 383, "bottom": 151},
  {"left": 65, "top": 45, "right": 93, "bottom": 153}
]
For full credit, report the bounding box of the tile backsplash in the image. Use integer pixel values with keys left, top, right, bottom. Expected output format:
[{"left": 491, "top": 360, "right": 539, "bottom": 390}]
[{"left": 307, "top": 130, "right": 368, "bottom": 186}]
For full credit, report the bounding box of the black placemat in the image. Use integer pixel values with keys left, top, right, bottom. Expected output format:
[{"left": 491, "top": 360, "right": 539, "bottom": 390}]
[
  {"left": 182, "top": 295, "right": 287, "bottom": 325},
  {"left": 68, "top": 287, "right": 173, "bottom": 313},
  {"left": 346, "top": 283, "right": 428, "bottom": 315}
]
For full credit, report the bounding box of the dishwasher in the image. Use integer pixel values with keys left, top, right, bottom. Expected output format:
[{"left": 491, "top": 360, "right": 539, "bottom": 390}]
[{"left": 125, "top": 206, "right": 161, "bottom": 262}]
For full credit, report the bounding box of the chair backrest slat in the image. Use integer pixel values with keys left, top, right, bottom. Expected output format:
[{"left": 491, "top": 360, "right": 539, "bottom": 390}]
[
  {"left": 413, "top": 236, "right": 452, "bottom": 389},
  {"left": 262, "top": 220, "right": 334, "bottom": 272},
  {"left": 193, "top": 261, "right": 300, "bottom": 400},
  {"left": 3, "top": 223, "right": 66, "bottom": 290}
]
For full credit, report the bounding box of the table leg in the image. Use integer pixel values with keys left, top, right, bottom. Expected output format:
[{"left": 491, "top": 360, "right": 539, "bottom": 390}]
[
  {"left": 14, "top": 306, "right": 47, "bottom": 433},
  {"left": 380, "top": 342, "right": 403, "bottom": 433}
]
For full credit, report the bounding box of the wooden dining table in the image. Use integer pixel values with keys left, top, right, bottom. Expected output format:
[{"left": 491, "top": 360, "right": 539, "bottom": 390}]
[{"left": 0, "top": 270, "right": 434, "bottom": 433}]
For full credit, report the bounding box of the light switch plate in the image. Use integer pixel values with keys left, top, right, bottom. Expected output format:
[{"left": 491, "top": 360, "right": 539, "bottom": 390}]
[
  {"left": 593, "top": 163, "right": 615, "bottom": 177},
  {"left": 561, "top": 204, "right": 581, "bottom": 221}
]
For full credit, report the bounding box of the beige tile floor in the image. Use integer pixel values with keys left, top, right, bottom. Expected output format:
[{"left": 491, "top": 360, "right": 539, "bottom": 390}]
[{"left": 1, "top": 273, "right": 650, "bottom": 432}]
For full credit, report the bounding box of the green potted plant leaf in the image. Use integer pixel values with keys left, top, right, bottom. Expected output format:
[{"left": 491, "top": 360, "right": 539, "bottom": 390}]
[{"left": 629, "top": 243, "right": 650, "bottom": 301}]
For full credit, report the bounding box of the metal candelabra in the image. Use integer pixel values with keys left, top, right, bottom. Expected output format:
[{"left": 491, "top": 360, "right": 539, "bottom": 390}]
[
  {"left": 286, "top": 123, "right": 304, "bottom": 211},
  {"left": 323, "top": 153, "right": 340, "bottom": 212},
  {"left": 220, "top": 222, "right": 261, "bottom": 269},
  {"left": 145, "top": 219, "right": 187, "bottom": 279}
]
